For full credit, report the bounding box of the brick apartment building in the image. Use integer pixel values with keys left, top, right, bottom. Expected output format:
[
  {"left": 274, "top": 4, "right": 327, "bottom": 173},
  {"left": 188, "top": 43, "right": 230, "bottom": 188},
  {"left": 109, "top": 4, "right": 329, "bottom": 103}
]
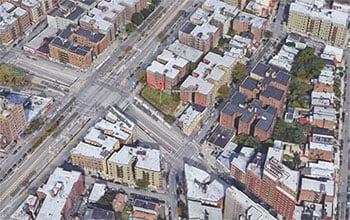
[
  {"left": 180, "top": 76, "right": 214, "bottom": 108},
  {"left": 35, "top": 168, "right": 84, "bottom": 219},
  {"left": 233, "top": 12, "right": 267, "bottom": 41},
  {"left": 10, "top": 0, "right": 59, "bottom": 23},
  {"left": 49, "top": 24, "right": 108, "bottom": 68},
  {"left": 229, "top": 147, "right": 299, "bottom": 220},
  {"left": 107, "top": 146, "right": 162, "bottom": 189},
  {"left": 288, "top": 2, "right": 349, "bottom": 47},
  {"left": 46, "top": 0, "right": 85, "bottom": 30},
  {"left": 0, "top": 96, "right": 27, "bottom": 144},
  {"left": 146, "top": 49, "right": 189, "bottom": 90},
  {"left": 179, "top": 21, "right": 220, "bottom": 52},
  {"left": 0, "top": 2, "right": 31, "bottom": 45}
]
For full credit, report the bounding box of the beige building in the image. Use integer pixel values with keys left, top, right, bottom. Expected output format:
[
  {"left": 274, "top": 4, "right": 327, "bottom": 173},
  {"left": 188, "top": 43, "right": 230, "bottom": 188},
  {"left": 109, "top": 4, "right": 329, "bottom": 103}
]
[
  {"left": 11, "top": 0, "right": 59, "bottom": 23},
  {"left": 107, "top": 146, "right": 162, "bottom": 189},
  {"left": 288, "top": 2, "right": 349, "bottom": 47},
  {"left": 0, "top": 97, "right": 27, "bottom": 144},
  {"left": 70, "top": 128, "right": 120, "bottom": 176},
  {"left": 0, "top": 2, "right": 31, "bottom": 45},
  {"left": 70, "top": 107, "right": 136, "bottom": 176}
]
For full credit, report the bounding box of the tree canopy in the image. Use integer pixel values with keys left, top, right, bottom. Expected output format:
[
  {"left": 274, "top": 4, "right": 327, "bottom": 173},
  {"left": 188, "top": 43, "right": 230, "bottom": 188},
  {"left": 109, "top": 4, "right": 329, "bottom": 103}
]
[
  {"left": 217, "top": 85, "right": 231, "bottom": 100},
  {"left": 272, "top": 119, "right": 306, "bottom": 145},
  {"left": 131, "top": 12, "right": 144, "bottom": 26},
  {"left": 135, "top": 179, "right": 150, "bottom": 190},
  {"left": 232, "top": 63, "right": 246, "bottom": 83},
  {"left": 0, "top": 64, "right": 31, "bottom": 88},
  {"left": 126, "top": 23, "right": 136, "bottom": 34}
]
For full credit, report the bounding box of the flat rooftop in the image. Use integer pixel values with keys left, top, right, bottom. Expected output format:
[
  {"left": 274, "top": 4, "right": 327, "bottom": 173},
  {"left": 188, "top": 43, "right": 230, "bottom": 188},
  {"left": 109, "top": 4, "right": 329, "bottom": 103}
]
[{"left": 167, "top": 40, "right": 204, "bottom": 63}]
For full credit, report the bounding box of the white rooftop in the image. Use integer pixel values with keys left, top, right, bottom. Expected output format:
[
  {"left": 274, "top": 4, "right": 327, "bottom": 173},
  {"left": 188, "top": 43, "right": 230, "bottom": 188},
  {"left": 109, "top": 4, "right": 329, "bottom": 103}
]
[
  {"left": 181, "top": 75, "right": 214, "bottom": 95},
  {"left": 27, "top": 95, "right": 53, "bottom": 122},
  {"left": 236, "top": 11, "right": 267, "bottom": 29},
  {"left": 178, "top": 105, "right": 203, "bottom": 127},
  {"left": 0, "top": 2, "right": 23, "bottom": 30},
  {"left": 36, "top": 168, "right": 82, "bottom": 220},
  {"left": 204, "top": 52, "right": 235, "bottom": 69},
  {"left": 147, "top": 60, "right": 180, "bottom": 79},
  {"left": 226, "top": 186, "right": 277, "bottom": 220},
  {"left": 190, "top": 8, "right": 210, "bottom": 24},
  {"left": 95, "top": 107, "right": 135, "bottom": 141},
  {"left": 311, "top": 91, "right": 334, "bottom": 106},
  {"left": 80, "top": 14, "right": 113, "bottom": 32},
  {"left": 88, "top": 183, "right": 106, "bottom": 203},
  {"left": 167, "top": 40, "right": 204, "bottom": 63},
  {"left": 231, "top": 147, "right": 255, "bottom": 173},
  {"left": 190, "top": 22, "right": 218, "bottom": 40},
  {"left": 217, "top": 142, "right": 238, "bottom": 172},
  {"left": 188, "top": 200, "right": 223, "bottom": 220},
  {"left": 303, "top": 161, "right": 334, "bottom": 180},
  {"left": 84, "top": 127, "right": 119, "bottom": 149},
  {"left": 301, "top": 178, "right": 335, "bottom": 196},
  {"left": 71, "top": 141, "right": 111, "bottom": 159},
  {"left": 312, "top": 106, "right": 337, "bottom": 122},
  {"left": 185, "top": 163, "right": 225, "bottom": 205},
  {"left": 157, "top": 49, "right": 189, "bottom": 68},
  {"left": 308, "top": 141, "right": 333, "bottom": 152},
  {"left": 264, "top": 148, "right": 299, "bottom": 198},
  {"left": 108, "top": 146, "right": 161, "bottom": 172},
  {"left": 10, "top": 195, "right": 37, "bottom": 220},
  {"left": 290, "top": 2, "right": 349, "bottom": 26}
]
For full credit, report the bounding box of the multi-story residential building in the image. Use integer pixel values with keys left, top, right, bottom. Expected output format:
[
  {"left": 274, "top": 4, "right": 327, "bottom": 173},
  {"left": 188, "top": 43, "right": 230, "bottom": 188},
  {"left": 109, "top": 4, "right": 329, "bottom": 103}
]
[
  {"left": 288, "top": 2, "right": 349, "bottom": 47},
  {"left": 302, "top": 160, "right": 335, "bottom": 180},
  {"left": 107, "top": 146, "right": 162, "bottom": 189},
  {"left": 48, "top": 36, "right": 93, "bottom": 69},
  {"left": 178, "top": 104, "right": 207, "bottom": 136},
  {"left": 35, "top": 168, "right": 84, "bottom": 220},
  {"left": 261, "top": 147, "right": 299, "bottom": 220},
  {"left": 0, "top": 2, "right": 30, "bottom": 45},
  {"left": 299, "top": 177, "right": 334, "bottom": 211},
  {"left": 224, "top": 186, "right": 277, "bottom": 220},
  {"left": 70, "top": 128, "right": 120, "bottom": 176},
  {"left": 0, "top": 96, "right": 27, "bottom": 144},
  {"left": 46, "top": 0, "right": 85, "bottom": 30},
  {"left": 11, "top": 0, "right": 59, "bottom": 23},
  {"left": 179, "top": 21, "right": 220, "bottom": 52},
  {"left": 224, "top": 0, "right": 247, "bottom": 10},
  {"left": 49, "top": 24, "right": 109, "bottom": 68},
  {"left": 167, "top": 40, "right": 204, "bottom": 63},
  {"left": 180, "top": 76, "right": 214, "bottom": 108},
  {"left": 230, "top": 147, "right": 255, "bottom": 184},
  {"left": 180, "top": 51, "right": 236, "bottom": 108},
  {"left": 184, "top": 163, "right": 225, "bottom": 207},
  {"left": 71, "top": 106, "right": 136, "bottom": 175},
  {"left": 146, "top": 49, "right": 189, "bottom": 90},
  {"left": 332, "top": 0, "right": 350, "bottom": 13},
  {"left": 201, "top": 0, "right": 238, "bottom": 36},
  {"left": 233, "top": 12, "right": 267, "bottom": 41}
]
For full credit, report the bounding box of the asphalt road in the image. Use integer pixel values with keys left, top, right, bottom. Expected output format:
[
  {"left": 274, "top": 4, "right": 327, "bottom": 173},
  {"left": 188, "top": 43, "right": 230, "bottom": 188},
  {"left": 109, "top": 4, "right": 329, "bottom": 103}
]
[
  {"left": 0, "top": 0, "right": 199, "bottom": 219},
  {"left": 337, "top": 48, "right": 350, "bottom": 220}
]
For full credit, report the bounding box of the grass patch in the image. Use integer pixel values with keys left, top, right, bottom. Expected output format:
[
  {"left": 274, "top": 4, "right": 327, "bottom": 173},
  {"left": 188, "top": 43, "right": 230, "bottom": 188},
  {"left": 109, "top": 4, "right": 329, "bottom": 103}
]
[
  {"left": 0, "top": 64, "right": 32, "bottom": 88},
  {"left": 141, "top": 86, "right": 179, "bottom": 115}
]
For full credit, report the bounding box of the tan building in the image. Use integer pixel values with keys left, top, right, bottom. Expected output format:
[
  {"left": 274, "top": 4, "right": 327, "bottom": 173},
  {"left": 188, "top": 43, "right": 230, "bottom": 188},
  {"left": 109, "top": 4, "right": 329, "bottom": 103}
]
[
  {"left": 0, "top": 2, "right": 31, "bottom": 45},
  {"left": 0, "top": 97, "right": 27, "bottom": 144},
  {"left": 288, "top": 2, "right": 349, "bottom": 47},
  {"left": 179, "top": 21, "right": 220, "bottom": 52},
  {"left": 71, "top": 107, "right": 136, "bottom": 175},
  {"left": 107, "top": 146, "right": 162, "bottom": 189},
  {"left": 11, "top": 0, "right": 59, "bottom": 23},
  {"left": 49, "top": 25, "right": 109, "bottom": 69},
  {"left": 70, "top": 128, "right": 120, "bottom": 176}
]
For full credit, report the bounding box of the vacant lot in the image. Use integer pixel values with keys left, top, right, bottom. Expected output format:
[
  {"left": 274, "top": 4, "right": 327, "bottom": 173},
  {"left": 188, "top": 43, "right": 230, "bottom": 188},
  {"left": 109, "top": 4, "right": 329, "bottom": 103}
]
[{"left": 141, "top": 85, "right": 179, "bottom": 115}]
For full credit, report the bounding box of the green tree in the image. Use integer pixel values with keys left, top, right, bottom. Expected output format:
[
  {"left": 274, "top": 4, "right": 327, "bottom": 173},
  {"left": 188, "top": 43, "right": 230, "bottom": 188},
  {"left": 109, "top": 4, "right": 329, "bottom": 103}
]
[
  {"left": 135, "top": 179, "right": 149, "bottom": 189},
  {"left": 233, "top": 133, "right": 249, "bottom": 146},
  {"left": 217, "top": 85, "right": 231, "bottom": 99},
  {"left": 151, "top": 0, "right": 161, "bottom": 6},
  {"left": 264, "top": 30, "right": 273, "bottom": 38},
  {"left": 125, "top": 23, "right": 136, "bottom": 34},
  {"left": 131, "top": 12, "right": 144, "bottom": 26},
  {"left": 227, "top": 29, "right": 236, "bottom": 37},
  {"left": 244, "top": 136, "right": 261, "bottom": 149},
  {"left": 232, "top": 63, "right": 246, "bottom": 83},
  {"left": 272, "top": 119, "right": 306, "bottom": 145}
]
